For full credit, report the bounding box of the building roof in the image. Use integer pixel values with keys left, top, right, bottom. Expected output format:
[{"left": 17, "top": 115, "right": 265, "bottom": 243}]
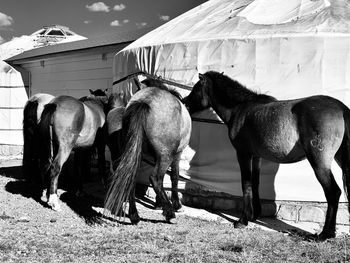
[{"left": 6, "top": 28, "right": 150, "bottom": 64}]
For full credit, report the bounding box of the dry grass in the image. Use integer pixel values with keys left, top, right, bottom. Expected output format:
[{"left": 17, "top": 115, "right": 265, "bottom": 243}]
[{"left": 0, "top": 168, "right": 350, "bottom": 263}]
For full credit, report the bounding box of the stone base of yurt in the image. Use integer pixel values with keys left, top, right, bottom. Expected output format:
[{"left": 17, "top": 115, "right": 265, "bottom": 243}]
[
  {"left": 0, "top": 145, "right": 23, "bottom": 158},
  {"left": 145, "top": 178, "right": 350, "bottom": 228}
]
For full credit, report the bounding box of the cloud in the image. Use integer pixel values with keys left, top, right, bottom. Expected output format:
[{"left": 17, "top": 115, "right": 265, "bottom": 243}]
[
  {"left": 110, "top": 20, "right": 121, "bottom": 26},
  {"left": 136, "top": 22, "right": 147, "bottom": 28},
  {"left": 113, "top": 4, "right": 126, "bottom": 11},
  {"left": 123, "top": 19, "right": 129, "bottom": 24},
  {"left": 159, "top": 15, "right": 170, "bottom": 21},
  {"left": 0, "top": 12, "right": 13, "bottom": 27},
  {"left": 86, "top": 2, "right": 110, "bottom": 12},
  {"left": 84, "top": 20, "right": 91, "bottom": 24}
]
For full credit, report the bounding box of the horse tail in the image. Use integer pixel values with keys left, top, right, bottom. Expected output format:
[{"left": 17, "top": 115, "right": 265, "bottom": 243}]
[
  {"left": 104, "top": 101, "right": 150, "bottom": 216},
  {"left": 341, "top": 107, "right": 350, "bottom": 213},
  {"left": 38, "top": 103, "right": 57, "bottom": 178},
  {"left": 22, "top": 100, "right": 40, "bottom": 180}
]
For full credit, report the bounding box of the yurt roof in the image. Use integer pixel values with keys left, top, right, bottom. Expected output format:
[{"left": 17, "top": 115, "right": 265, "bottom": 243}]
[
  {"left": 127, "top": 0, "right": 350, "bottom": 49},
  {"left": 6, "top": 28, "right": 150, "bottom": 63}
]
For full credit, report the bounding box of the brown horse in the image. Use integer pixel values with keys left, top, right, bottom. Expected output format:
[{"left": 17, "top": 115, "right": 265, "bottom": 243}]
[
  {"left": 104, "top": 80, "right": 191, "bottom": 224},
  {"left": 183, "top": 71, "right": 350, "bottom": 240},
  {"left": 38, "top": 90, "right": 109, "bottom": 211}
]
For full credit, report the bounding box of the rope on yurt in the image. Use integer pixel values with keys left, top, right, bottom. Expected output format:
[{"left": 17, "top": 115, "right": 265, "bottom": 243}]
[{"left": 112, "top": 71, "right": 192, "bottom": 90}]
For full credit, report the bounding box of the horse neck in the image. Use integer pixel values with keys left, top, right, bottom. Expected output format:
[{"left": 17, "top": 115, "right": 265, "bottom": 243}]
[{"left": 208, "top": 79, "right": 273, "bottom": 124}]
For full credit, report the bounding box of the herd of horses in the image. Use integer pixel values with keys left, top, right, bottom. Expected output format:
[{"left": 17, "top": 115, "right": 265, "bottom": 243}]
[{"left": 21, "top": 71, "right": 350, "bottom": 241}]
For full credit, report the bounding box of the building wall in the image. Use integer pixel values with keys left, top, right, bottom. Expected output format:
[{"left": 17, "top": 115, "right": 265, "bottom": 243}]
[
  {"left": 0, "top": 69, "right": 29, "bottom": 155},
  {"left": 19, "top": 45, "right": 127, "bottom": 97}
]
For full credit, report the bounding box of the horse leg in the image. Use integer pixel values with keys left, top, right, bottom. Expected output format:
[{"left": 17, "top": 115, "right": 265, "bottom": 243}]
[
  {"left": 235, "top": 151, "right": 253, "bottom": 228},
  {"left": 47, "top": 146, "right": 72, "bottom": 211},
  {"left": 81, "top": 148, "right": 92, "bottom": 182},
  {"left": 154, "top": 194, "right": 162, "bottom": 210},
  {"left": 97, "top": 141, "right": 107, "bottom": 188},
  {"left": 251, "top": 156, "right": 262, "bottom": 221},
  {"left": 307, "top": 154, "right": 341, "bottom": 240},
  {"left": 128, "top": 183, "right": 141, "bottom": 224},
  {"left": 335, "top": 137, "right": 350, "bottom": 216},
  {"left": 149, "top": 157, "right": 175, "bottom": 222},
  {"left": 73, "top": 149, "right": 85, "bottom": 196},
  {"left": 170, "top": 152, "right": 182, "bottom": 211}
]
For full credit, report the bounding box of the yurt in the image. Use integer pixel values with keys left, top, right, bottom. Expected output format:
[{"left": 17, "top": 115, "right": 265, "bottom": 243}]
[
  {"left": 0, "top": 25, "right": 86, "bottom": 156},
  {"left": 112, "top": 0, "right": 350, "bottom": 224}
]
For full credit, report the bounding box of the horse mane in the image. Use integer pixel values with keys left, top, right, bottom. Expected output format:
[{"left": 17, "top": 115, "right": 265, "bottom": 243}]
[
  {"left": 141, "top": 78, "right": 182, "bottom": 100},
  {"left": 107, "top": 92, "right": 126, "bottom": 110},
  {"left": 205, "top": 71, "right": 276, "bottom": 106}
]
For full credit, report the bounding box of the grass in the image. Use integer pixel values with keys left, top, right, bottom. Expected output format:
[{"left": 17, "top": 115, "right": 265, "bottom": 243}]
[{"left": 0, "top": 174, "right": 349, "bottom": 262}]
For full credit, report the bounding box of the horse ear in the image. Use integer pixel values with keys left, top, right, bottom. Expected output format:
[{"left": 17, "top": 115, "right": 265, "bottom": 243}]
[
  {"left": 89, "top": 89, "right": 93, "bottom": 94},
  {"left": 199, "top": 73, "right": 206, "bottom": 84},
  {"left": 119, "top": 90, "right": 125, "bottom": 99}
]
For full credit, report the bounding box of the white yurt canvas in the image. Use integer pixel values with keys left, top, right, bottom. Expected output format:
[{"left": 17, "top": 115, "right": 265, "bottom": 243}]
[{"left": 112, "top": 0, "right": 350, "bottom": 202}]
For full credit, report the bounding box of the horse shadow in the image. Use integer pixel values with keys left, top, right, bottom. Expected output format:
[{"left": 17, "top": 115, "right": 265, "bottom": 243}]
[
  {"left": 1, "top": 161, "right": 315, "bottom": 237},
  {"left": 211, "top": 209, "right": 315, "bottom": 240},
  {"left": 1, "top": 158, "right": 105, "bottom": 225},
  {"left": 1, "top": 161, "right": 172, "bottom": 226}
]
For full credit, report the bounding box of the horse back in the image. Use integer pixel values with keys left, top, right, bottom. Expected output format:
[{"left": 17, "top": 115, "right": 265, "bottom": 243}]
[
  {"left": 49, "top": 96, "right": 85, "bottom": 146},
  {"left": 236, "top": 95, "right": 346, "bottom": 163}
]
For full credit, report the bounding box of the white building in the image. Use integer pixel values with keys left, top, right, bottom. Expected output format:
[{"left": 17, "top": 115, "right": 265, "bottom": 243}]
[{"left": 0, "top": 25, "right": 86, "bottom": 156}]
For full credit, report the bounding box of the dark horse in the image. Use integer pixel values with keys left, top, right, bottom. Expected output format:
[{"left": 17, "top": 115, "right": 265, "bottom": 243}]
[
  {"left": 104, "top": 80, "right": 192, "bottom": 224},
  {"left": 183, "top": 71, "right": 350, "bottom": 240},
  {"left": 38, "top": 90, "right": 109, "bottom": 211},
  {"left": 23, "top": 93, "right": 55, "bottom": 184}
]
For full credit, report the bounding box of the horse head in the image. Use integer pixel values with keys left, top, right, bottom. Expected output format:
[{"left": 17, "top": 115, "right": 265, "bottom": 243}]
[
  {"left": 79, "top": 89, "right": 110, "bottom": 114},
  {"left": 108, "top": 91, "right": 126, "bottom": 110},
  {"left": 89, "top": 88, "right": 108, "bottom": 97},
  {"left": 182, "top": 73, "right": 211, "bottom": 114}
]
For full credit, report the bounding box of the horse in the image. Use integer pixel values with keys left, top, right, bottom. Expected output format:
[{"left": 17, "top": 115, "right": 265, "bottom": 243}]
[
  {"left": 23, "top": 93, "right": 55, "bottom": 185},
  {"left": 104, "top": 79, "right": 192, "bottom": 224},
  {"left": 183, "top": 71, "right": 350, "bottom": 240},
  {"left": 38, "top": 89, "right": 110, "bottom": 211}
]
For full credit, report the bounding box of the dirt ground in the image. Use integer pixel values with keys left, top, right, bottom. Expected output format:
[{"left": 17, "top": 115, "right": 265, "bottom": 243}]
[{"left": 1, "top": 159, "right": 350, "bottom": 263}]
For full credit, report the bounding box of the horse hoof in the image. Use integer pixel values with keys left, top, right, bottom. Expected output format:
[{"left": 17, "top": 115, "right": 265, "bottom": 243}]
[
  {"left": 130, "top": 214, "right": 141, "bottom": 225},
  {"left": 154, "top": 205, "right": 162, "bottom": 210},
  {"left": 172, "top": 201, "right": 182, "bottom": 212},
  {"left": 48, "top": 202, "right": 61, "bottom": 211},
  {"left": 41, "top": 194, "right": 48, "bottom": 203},
  {"left": 234, "top": 220, "right": 248, "bottom": 229},
  {"left": 163, "top": 210, "right": 176, "bottom": 222},
  {"left": 40, "top": 190, "right": 48, "bottom": 202},
  {"left": 316, "top": 231, "right": 336, "bottom": 241},
  {"left": 47, "top": 194, "right": 61, "bottom": 211}
]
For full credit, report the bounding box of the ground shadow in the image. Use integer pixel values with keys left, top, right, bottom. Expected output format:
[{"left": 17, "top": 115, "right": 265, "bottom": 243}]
[
  {"left": 0, "top": 165, "right": 23, "bottom": 180},
  {"left": 5, "top": 180, "right": 44, "bottom": 202},
  {"left": 59, "top": 191, "right": 106, "bottom": 225},
  {"left": 211, "top": 209, "right": 315, "bottom": 240}
]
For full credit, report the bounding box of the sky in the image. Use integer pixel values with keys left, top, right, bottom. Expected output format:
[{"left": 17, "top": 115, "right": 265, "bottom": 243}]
[{"left": 0, "top": 0, "right": 207, "bottom": 43}]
